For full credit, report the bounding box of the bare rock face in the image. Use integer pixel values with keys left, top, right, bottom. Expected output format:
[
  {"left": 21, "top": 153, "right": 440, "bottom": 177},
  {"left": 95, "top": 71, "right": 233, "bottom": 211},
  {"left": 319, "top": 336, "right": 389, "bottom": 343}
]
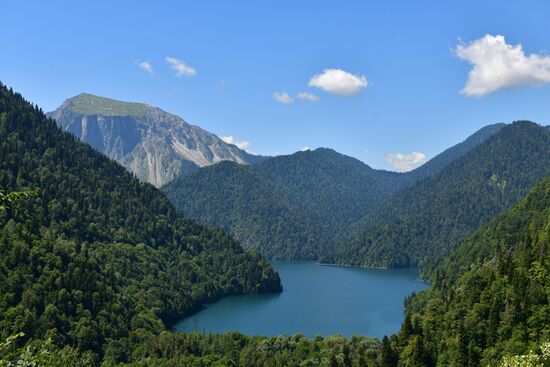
[{"left": 48, "top": 93, "right": 263, "bottom": 187}]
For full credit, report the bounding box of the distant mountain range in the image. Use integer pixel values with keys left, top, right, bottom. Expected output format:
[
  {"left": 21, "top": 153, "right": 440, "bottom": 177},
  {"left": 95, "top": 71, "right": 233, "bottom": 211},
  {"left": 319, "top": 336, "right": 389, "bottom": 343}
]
[
  {"left": 330, "top": 121, "right": 550, "bottom": 271},
  {"left": 162, "top": 148, "right": 403, "bottom": 259},
  {"left": 48, "top": 93, "right": 263, "bottom": 187},
  {"left": 402, "top": 123, "right": 506, "bottom": 184},
  {"left": 46, "top": 94, "right": 550, "bottom": 269},
  {"left": 162, "top": 123, "right": 514, "bottom": 260}
]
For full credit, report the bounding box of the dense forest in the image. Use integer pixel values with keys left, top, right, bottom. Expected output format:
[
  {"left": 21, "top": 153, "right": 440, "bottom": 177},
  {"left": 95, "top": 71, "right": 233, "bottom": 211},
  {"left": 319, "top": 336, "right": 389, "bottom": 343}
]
[
  {"left": 402, "top": 123, "right": 505, "bottom": 184},
  {"left": 124, "top": 178, "right": 550, "bottom": 366},
  {"left": 163, "top": 161, "right": 326, "bottom": 259},
  {"left": 329, "top": 121, "right": 550, "bottom": 273},
  {"left": 0, "top": 83, "right": 281, "bottom": 364},
  {"left": 5, "top": 177, "right": 546, "bottom": 366},
  {"left": 162, "top": 124, "right": 505, "bottom": 261},
  {"left": 385, "top": 177, "right": 550, "bottom": 366},
  {"left": 163, "top": 148, "right": 404, "bottom": 259},
  {"left": 1, "top": 83, "right": 548, "bottom": 367}
]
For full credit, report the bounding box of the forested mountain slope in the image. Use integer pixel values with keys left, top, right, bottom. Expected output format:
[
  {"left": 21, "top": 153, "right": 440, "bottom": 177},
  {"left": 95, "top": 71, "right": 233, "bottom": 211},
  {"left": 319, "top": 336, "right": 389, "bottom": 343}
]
[
  {"left": 255, "top": 148, "right": 402, "bottom": 232},
  {"left": 163, "top": 125, "right": 506, "bottom": 261},
  {"left": 162, "top": 161, "right": 325, "bottom": 259},
  {"left": 162, "top": 148, "right": 403, "bottom": 259},
  {"left": 403, "top": 123, "right": 505, "bottom": 184},
  {"left": 386, "top": 177, "right": 550, "bottom": 367},
  {"left": 0, "top": 83, "right": 280, "bottom": 364},
  {"left": 330, "top": 121, "right": 550, "bottom": 271},
  {"left": 49, "top": 93, "right": 264, "bottom": 187}
]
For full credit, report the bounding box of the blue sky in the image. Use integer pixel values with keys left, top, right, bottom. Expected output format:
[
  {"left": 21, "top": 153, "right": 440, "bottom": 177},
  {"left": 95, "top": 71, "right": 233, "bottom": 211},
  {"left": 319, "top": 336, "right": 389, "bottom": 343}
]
[{"left": 2, "top": 1, "right": 550, "bottom": 171}]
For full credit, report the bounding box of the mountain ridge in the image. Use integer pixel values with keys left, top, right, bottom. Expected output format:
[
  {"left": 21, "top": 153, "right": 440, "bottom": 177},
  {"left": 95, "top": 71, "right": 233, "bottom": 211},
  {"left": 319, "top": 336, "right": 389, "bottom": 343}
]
[
  {"left": 162, "top": 147, "right": 404, "bottom": 259},
  {"left": 48, "top": 93, "right": 264, "bottom": 187},
  {"left": 162, "top": 123, "right": 509, "bottom": 260},
  {"left": 330, "top": 121, "right": 550, "bottom": 272}
]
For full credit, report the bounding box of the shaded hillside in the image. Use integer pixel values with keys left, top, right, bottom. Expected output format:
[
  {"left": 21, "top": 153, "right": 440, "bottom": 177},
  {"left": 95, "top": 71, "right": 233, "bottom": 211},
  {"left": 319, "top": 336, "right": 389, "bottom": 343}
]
[
  {"left": 162, "top": 161, "right": 325, "bottom": 259},
  {"left": 162, "top": 124, "right": 506, "bottom": 260},
  {"left": 0, "top": 83, "right": 280, "bottom": 363},
  {"left": 163, "top": 148, "right": 403, "bottom": 259},
  {"left": 403, "top": 123, "right": 505, "bottom": 184},
  {"left": 330, "top": 121, "right": 550, "bottom": 271},
  {"left": 256, "top": 148, "right": 403, "bottom": 232}
]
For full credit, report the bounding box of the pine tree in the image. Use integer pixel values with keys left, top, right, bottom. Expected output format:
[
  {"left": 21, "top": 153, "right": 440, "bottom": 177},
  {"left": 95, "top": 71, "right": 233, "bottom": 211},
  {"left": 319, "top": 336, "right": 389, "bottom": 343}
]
[
  {"left": 342, "top": 343, "right": 351, "bottom": 367},
  {"left": 329, "top": 352, "right": 339, "bottom": 367},
  {"left": 380, "top": 336, "right": 396, "bottom": 367}
]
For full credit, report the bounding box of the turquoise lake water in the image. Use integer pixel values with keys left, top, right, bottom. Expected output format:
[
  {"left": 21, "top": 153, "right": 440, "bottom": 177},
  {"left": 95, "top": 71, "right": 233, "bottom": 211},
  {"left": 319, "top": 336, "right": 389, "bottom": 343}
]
[{"left": 174, "top": 261, "right": 429, "bottom": 338}]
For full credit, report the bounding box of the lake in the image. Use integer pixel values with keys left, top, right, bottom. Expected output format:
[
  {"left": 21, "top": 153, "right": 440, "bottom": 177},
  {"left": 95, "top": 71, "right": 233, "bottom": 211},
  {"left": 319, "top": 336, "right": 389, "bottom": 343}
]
[{"left": 174, "top": 261, "right": 429, "bottom": 339}]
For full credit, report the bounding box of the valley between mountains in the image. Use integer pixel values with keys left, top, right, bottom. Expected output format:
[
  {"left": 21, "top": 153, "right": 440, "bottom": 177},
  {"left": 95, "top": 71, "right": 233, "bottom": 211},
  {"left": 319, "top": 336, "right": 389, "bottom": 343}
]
[{"left": 0, "top": 84, "right": 548, "bottom": 366}]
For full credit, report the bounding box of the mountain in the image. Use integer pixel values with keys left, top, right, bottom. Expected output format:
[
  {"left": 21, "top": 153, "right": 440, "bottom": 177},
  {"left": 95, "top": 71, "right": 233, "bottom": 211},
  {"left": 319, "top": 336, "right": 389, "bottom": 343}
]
[
  {"left": 403, "top": 123, "right": 505, "bottom": 184},
  {"left": 161, "top": 124, "right": 507, "bottom": 260},
  {"left": 253, "top": 148, "right": 405, "bottom": 236},
  {"left": 48, "top": 93, "right": 263, "bottom": 187},
  {"left": 330, "top": 121, "right": 550, "bottom": 271},
  {"left": 162, "top": 148, "right": 404, "bottom": 259},
  {"left": 387, "top": 177, "right": 550, "bottom": 366},
  {"left": 162, "top": 160, "right": 325, "bottom": 259},
  {"left": 0, "top": 83, "right": 280, "bottom": 363}
]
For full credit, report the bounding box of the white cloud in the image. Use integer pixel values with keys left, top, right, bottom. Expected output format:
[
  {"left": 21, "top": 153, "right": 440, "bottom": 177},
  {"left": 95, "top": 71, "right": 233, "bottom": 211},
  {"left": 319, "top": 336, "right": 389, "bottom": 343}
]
[
  {"left": 273, "top": 92, "right": 294, "bottom": 104},
  {"left": 165, "top": 57, "right": 197, "bottom": 77},
  {"left": 138, "top": 61, "right": 154, "bottom": 75},
  {"left": 384, "top": 152, "right": 427, "bottom": 172},
  {"left": 300, "top": 146, "right": 311, "bottom": 151},
  {"left": 308, "top": 69, "right": 368, "bottom": 96},
  {"left": 297, "top": 92, "right": 319, "bottom": 102},
  {"left": 221, "top": 136, "right": 251, "bottom": 150},
  {"left": 455, "top": 34, "right": 550, "bottom": 96},
  {"left": 363, "top": 148, "right": 369, "bottom": 155}
]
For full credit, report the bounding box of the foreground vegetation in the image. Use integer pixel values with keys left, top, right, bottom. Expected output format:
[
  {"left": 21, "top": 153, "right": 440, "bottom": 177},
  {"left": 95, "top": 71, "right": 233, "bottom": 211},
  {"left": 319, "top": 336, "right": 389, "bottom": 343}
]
[
  {"left": 388, "top": 177, "right": 550, "bottom": 366},
  {"left": 0, "top": 83, "right": 281, "bottom": 364},
  {"left": 3, "top": 175, "right": 548, "bottom": 366}
]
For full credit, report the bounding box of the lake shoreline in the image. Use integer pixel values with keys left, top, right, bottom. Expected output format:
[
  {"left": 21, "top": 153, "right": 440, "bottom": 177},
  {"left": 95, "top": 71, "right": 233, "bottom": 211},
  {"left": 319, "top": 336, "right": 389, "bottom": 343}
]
[{"left": 174, "top": 261, "right": 429, "bottom": 339}]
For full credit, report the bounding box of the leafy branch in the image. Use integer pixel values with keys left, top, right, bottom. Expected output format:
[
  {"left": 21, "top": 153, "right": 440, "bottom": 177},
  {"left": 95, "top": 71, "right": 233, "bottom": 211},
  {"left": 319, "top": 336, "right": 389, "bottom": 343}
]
[{"left": 0, "top": 189, "right": 38, "bottom": 212}]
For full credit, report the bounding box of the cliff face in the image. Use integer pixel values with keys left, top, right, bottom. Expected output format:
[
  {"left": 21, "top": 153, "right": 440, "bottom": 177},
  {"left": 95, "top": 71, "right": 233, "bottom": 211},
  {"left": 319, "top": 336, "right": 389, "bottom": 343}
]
[{"left": 49, "top": 93, "right": 262, "bottom": 187}]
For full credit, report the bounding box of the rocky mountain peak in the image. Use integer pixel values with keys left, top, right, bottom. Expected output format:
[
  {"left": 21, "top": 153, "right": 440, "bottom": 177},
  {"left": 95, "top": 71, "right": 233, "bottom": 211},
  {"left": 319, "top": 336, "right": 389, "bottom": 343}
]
[{"left": 48, "top": 94, "right": 264, "bottom": 187}]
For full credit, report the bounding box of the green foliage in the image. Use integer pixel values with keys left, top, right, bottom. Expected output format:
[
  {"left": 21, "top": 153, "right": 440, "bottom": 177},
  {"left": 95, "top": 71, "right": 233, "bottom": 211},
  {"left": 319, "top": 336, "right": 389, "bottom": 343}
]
[
  {"left": 0, "top": 189, "right": 36, "bottom": 212},
  {"left": 390, "top": 178, "right": 550, "bottom": 366},
  {"left": 162, "top": 122, "right": 506, "bottom": 261},
  {"left": 1, "top": 82, "right": 547, "bottom": 367},
  {"left": 120, "top": 332, "right": 381, "bottom": 367},
  {"left": 0, "top": 333, "right": 94, "bottom": 367},
  {"left": 0, "top": 82, "right": 281, "bottom": 364},
  {"left": 63, "top": 93, "right": 146, "bottom": 116},
  {"left": 162, "top": 148, "right": 404, "bottom": 260},
  {"left": 403, "top": 123, "right": 505, "bottom": 185},
  {"left": 332, "top": 121, "right": 550, "bottom": 271},
  {"left": 497, "top": 342, "right": 550, "bottom": 367},
  {"left": 163, "top": 161, "right": 326, "bottom": 259}
]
